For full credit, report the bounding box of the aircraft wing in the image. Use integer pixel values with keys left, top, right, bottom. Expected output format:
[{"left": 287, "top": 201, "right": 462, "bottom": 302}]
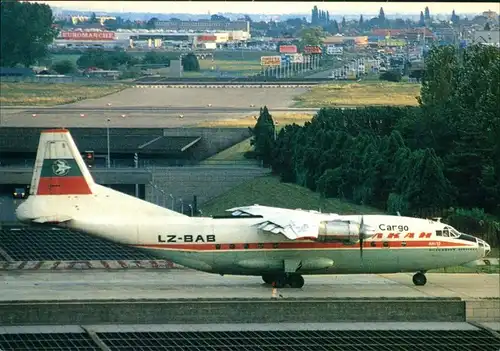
[{"left": 227, "top": 205, "right": 326, "bottom": 240}]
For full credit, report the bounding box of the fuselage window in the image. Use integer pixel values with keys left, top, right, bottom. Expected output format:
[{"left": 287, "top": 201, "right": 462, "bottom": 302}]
[
  {"left": 383, "top": 241, "right": 389, "bottom": 247},
  {"left": 215, "top": 244, "right": 221, "bottom": 250},
  {"left": 370, "top": 241, "right": 376, "bottom": 247},
  {"left": 229, "top": 244, "right": 235, "bottom": 249},
  {"left": 258, "top": 243, "right": 264, "bottom": 249},
  {"left": 244, "top": 243, "right": 249, "bottom": 249},
  {"left": 436, "top": 230, "right": 442, "bottom": 236},
  {"left": 273, "top": 243, "right": 279, "bottom": 249}
]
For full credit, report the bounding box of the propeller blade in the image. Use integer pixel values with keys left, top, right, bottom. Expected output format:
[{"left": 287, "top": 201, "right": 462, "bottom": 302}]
[{"left": 359, "top": 216, "right": 364, "bottom": 259}]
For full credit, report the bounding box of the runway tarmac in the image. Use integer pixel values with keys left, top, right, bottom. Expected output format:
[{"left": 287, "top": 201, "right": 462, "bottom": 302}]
[{"left": 1, "top": 270, "right": 498, "bottom": 301}]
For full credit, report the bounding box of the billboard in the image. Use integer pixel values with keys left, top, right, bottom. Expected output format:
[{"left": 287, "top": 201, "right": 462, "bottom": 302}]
[
  {"left": 326, "top": 46, "right": 344, "bottom": 55},
  {"left": 260, "top": 56, "right": 281, "bottom": 66},
  {"left": 279, "top": 45, "right": 298, "bottom": 54},
  {"left": 60, "top": 31, "right": 116, "bottom": 40},
  {"left": 289, "top": 53, "right": 304, "bottom": 63},
  {"left": 303, "top": 45, "right": 322, "bottom": 54},
  {"left": 197, "top": 35, "right": 217, "bottom": 42}
]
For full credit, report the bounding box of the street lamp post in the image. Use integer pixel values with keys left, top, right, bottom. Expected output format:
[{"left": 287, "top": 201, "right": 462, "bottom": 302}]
[
  {"left": 188, "top": 204, "right": 194, "bottom": 217},
  {"left": 179, "top": 198, "right": 184, "bottom": 214},
  {"left": 106, "top": 118, "right": 111, "bottom": 168}
]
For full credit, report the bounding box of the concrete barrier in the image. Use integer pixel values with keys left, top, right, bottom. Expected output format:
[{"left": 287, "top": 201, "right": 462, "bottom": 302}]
[
  {"left": 466, "top": 299, "right": 500, "bottom": 323},
  {"left": 0, "top": 297, "right": 465, "bottom": 326},
  {"left": 0, "top": 260, "right": 186, "bottom": 270}
]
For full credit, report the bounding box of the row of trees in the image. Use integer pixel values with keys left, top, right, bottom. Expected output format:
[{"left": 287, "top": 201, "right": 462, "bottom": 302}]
[
  {"left": 57, "top": 50, "right": 200, "bottom": 72},
  {"left": 249, "top": 44, "right": 500, "bottom": 245}
]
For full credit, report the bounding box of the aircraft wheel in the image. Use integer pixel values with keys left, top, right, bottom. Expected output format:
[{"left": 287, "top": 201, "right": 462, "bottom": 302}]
[
  {"left": 412, "top": 272, "right": 427, "bottom": 286},
  {"left": 273, "top": 275, "right": 287, "bottom": 288},
  {"left": 262, "top": 274, "right": 274, "bottom": 285},
  {"left": 287, "top": 274, "right": 304, "bottom": 288}
]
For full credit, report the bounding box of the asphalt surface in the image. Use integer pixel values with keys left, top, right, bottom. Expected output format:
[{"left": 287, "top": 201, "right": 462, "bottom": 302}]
[
  {"left": 1, "top": 271, "right": 498, "bottom": 301},
  {"left": 0, "top": 86, "right": 316, "bottom": 127}
]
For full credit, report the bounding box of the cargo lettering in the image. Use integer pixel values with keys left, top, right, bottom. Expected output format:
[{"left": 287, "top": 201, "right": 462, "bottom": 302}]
[
  {"left": 158, "top": 234, "right": 216, "bottom": 243},
  {"left": 379, "top": 224, "right": 409, "bottom": 232}
]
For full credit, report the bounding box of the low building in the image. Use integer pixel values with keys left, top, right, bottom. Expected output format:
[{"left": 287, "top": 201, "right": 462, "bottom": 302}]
[{"left": 155, "top": 19, "right": 250, "bottom": 33}]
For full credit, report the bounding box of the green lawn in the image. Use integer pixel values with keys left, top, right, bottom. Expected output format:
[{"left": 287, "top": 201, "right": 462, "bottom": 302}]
[
  {"left": 50, "top": 50, "right": 274, "bottom": 77},
  {"left": 293, "top": 81, "right": 421, "bottom": 108},
  {"left": 0, "top": 82, "right": 128, "bottom": 106},
  {"left": 200, "top": 175, "right": 383, "bottom": 216},
  {"left": 200, "top": 138, "right": 256, "bottom": 165}
]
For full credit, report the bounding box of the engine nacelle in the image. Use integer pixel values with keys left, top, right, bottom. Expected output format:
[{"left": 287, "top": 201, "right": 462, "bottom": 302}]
[{"left": 317, "top": 220, "right": 363, "bottom": 244}]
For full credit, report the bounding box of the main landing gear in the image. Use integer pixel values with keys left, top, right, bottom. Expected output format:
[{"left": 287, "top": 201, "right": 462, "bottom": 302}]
[
  {"left": 262, "top": 273, "right": 305, "bottom": 288},
  {"left": 412, "top": 272, "right": 427, "bottom": 286}
]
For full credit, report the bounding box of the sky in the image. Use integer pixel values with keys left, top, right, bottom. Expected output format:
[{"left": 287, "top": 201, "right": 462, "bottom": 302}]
[{"left": 38, "top": 1, "right": 496, "bottom": 16}]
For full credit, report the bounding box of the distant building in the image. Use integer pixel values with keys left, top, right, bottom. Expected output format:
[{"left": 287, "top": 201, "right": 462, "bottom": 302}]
[
  {"left": 482, "top": 10, "right": 498, "bottom": 21},
  {"left": 474, "top": 30, "right": 500, "bottom": 46},
  {"left": 155, "top": 20, "right": 250, "bottom": 33}
]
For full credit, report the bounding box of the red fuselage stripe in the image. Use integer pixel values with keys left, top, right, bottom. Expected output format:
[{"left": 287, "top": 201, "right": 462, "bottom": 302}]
[{"left": 134, "top": 240, "right": 474, "bottom": 251}]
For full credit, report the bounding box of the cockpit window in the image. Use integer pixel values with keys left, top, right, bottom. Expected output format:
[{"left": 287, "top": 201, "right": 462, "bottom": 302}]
[
  {"left": 441, "top": 226, "right": 460, "bottom": 238},
  {"left": 436, "top": 230, "right": 442, "bottom": 236}
]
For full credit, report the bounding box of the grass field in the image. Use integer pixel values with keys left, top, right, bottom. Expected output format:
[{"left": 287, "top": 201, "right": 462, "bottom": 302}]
[
  {"left": 49, "top": 51, "right": 271, "bottom": 77},
  {"left": 0, "top": 82, "right": 128, "bottom": 106},
  {"left": 201, "top": 138, "right": 255, "bottom": 164},
  {"left": 196, "top": 112, "right": 315, "bottom": 128},
  {"left": 201, "top": 175, "right": 383, "bottom": 216},
  {"left": 293, "top": 81, "right": 421, "bottom": 108}
]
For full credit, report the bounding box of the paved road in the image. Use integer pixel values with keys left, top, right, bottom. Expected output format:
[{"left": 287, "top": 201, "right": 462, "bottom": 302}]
[
  {"left": 1, "top": 106, "right": 321, "bottom": 113},
  {"left": 1, "top": 270, "right": 498, "bottom": 301}
]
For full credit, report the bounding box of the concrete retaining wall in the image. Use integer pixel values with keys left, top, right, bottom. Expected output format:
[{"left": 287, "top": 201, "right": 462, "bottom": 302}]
[
  {"left": 466, "top": 299, "right": 500, "bottom": 323},
  {"left": 0, "top": 298, "right": 465, "bottom": 326}
]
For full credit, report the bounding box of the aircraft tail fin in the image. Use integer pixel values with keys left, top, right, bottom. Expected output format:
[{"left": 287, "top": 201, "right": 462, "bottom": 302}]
[{"left": 30, "top": 128, "right": 96, "bottom": 196}]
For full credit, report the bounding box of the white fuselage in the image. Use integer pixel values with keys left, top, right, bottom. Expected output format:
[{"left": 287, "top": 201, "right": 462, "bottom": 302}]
[{"left": 16, "top": 184, "right": 489, "bottom": 276}]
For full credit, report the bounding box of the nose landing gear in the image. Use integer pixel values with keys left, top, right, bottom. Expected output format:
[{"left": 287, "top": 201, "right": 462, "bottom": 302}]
[
  {"left": 412, "top": 272, "right": 427, "bottom": 286},
  {"left": 262, "top": 273, "right": 305, "bottom": 288}
]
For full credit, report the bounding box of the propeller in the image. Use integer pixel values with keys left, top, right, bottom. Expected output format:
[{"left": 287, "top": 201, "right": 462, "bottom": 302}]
[{"left": 359, "top": 215, "right": 366, "bottom": 260}]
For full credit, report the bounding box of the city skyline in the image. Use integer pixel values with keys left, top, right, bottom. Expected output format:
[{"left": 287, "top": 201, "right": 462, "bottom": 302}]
[{"left": 39, "top": 1, "right": 495, "bottom": 16}]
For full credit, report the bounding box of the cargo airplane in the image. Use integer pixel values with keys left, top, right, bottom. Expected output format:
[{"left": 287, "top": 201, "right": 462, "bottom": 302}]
[{"left": 16, "top": 129, "right": 492, "bottom": 288}]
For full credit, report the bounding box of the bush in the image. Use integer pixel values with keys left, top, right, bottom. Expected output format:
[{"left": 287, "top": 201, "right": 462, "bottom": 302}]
[
  {"left": 380, "top": 70, "right": 402, "bottom": 82},
  {"left": 52, "top": 60, "right": 76, "bottom": 74},
  {"left": 181, "top": 53, "right": 200, "bottom": 72}
]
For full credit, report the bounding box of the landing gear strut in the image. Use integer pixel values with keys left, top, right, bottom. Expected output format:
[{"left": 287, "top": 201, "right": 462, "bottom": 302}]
[
  {"left": 262, "top": 273, "right": 304, "bottom": 288},
  {"left": 412, "top": 272, "right": 427, "bottom": 286}
]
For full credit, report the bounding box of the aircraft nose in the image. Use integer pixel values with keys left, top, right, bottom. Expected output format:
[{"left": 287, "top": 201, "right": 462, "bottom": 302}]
[{"left": 483, "top": 241, "right": 491, "bottom": 256}]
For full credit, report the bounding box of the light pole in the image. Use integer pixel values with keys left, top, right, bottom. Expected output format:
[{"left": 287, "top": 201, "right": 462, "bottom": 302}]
[
  {"left": 179, "top": 198, "right": 184, "bottom": 214},
  {"left": 169, "top": 194, "right": 174, "bottom": 210},
  {"left": 188, "top": 204, "right": 193, "bottom": 217},
  {"left": 106, "top": 118, "right": 111, "bottom": 168}
]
